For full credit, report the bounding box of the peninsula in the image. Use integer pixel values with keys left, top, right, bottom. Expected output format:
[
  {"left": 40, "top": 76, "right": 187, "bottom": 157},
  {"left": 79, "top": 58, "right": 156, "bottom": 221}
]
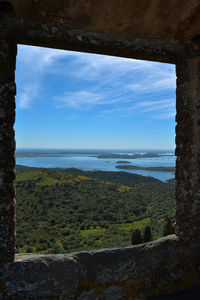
[{"left": 115, "top": 165, "right": 175, "bottom": 172}]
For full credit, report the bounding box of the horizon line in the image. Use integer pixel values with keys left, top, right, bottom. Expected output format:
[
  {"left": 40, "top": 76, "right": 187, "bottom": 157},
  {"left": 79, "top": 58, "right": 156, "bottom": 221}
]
[{"left": 16, "top": 147, "right": 175, "bottom": 151}]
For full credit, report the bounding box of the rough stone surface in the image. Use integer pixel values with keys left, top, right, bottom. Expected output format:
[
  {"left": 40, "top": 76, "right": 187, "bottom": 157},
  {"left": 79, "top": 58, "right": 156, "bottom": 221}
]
[
  {"left": 0, "top": 1, "right": 200, "bottom": 299},
  {"left": 149, "top": 290, "right": 200, "bottom": 300},
  {"left": 4, "top": 0, "right": 200, "bottom": 43},
  {"left": 1, "top": 15, "right": 197, "bottom": 65},
  {"left": 0, "top": 37, "right": 16, "bottom": 265},
  {"left": 175, "top": 57, "right": 200, "bottom": 244},
  {"left": 2, "top": 254, "right": 79, "bottom": 299},
  {"left": 1, "top": 236, "right": 200, "bottom": 299}
]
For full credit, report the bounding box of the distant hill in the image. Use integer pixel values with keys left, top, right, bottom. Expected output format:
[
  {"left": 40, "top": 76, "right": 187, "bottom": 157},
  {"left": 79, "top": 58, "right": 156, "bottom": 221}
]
[
  {"left": 15, "top": 167, "right": 175, "bottom": 254},
  {"left": 61, "top": 168, "right": 163, "bottom": 186},
  {"left": 16, "top": 165, "right": 164, "bottom": 186}
]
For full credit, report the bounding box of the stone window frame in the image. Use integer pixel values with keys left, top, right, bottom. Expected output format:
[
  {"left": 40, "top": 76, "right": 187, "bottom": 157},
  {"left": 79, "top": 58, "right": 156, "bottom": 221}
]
[{"left": 1, "top": 13, "right": 200, "bottom": 299}]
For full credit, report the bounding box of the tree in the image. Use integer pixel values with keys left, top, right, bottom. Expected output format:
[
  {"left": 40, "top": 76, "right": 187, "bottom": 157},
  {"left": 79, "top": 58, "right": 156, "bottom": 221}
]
[
  {"left": 163, "top": 216, "right": 174, "bottom": 236},
  {"left": 143, "top": 226, "right": 152, "bottom": 242},
  {"left": 131, "top": 229, "right": 142, "bottom": 245}
]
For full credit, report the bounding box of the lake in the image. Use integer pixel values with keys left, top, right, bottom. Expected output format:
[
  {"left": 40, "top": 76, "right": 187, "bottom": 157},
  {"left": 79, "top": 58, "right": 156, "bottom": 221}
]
[{"left": 16, "top": 149, "right": 175, "bottom": 181}]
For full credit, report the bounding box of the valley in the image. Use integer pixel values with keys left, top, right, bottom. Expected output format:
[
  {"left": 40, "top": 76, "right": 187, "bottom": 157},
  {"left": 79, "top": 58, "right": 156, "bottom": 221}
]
[{"left": 15, "top": 166, "right": 175, "bottom": 254}]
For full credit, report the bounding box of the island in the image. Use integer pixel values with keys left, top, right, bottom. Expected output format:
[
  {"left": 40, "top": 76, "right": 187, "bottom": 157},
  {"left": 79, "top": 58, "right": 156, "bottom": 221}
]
[
  {"left": 116, "top": 161, "right": 131, "bottom": 164},
  {"left": 96, "top": 153, "right": 163, "bottom": 159},
  {"left": 115, "top": 165, "right": 175, "bottom": 172}
]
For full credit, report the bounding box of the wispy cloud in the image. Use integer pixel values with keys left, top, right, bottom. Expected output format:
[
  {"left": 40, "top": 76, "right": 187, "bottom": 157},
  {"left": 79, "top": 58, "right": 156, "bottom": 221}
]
[
  {"left": 17, "top": 46, "right": 69, "bottom": 71},
  {"left": 55, "top": 91, "right": 105, "bottom": 110},
  {"left": 16, "top": 45, "right": 176, "bottom": 122},
  {"left": 127, "top": 72, "right": 175, "bottom": 93},
  {"left": 19, "top": 93, "right": 30, "bottom": 109},
  {"left": 16, "top": 46, "right": 69, "bottom": 109},
  {"left": 55, "top": 89, "right": 135, "bottom": 110},
  {"left": 100, "top": 98, "right": 175, "bottom": 119},
  {"left": 18, "top": 84, "right": 39, "bottom": 109},
  {"left": 153, "top": 112, "right": 175, "bottom": 119},
  {"left": 138, "top": 99, "right": 174, "bottom": 112}
]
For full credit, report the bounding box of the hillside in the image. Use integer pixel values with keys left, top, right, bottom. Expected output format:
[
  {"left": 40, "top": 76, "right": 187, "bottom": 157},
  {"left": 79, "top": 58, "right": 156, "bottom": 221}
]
[
  {"left": 16, "top": 165, "right": 164, "bottom": 186},
  {"left": 15, "top": 166, "right": 175, "bottom": 254}
]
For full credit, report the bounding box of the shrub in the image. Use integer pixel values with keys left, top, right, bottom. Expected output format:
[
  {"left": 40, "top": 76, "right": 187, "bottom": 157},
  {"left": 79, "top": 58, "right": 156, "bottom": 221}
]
[
  {"left": 143, "top": 226, "right": 152, "bottom": 242},
  {"left": 131, "top": 229, "right": 142, "bottom": 245}
]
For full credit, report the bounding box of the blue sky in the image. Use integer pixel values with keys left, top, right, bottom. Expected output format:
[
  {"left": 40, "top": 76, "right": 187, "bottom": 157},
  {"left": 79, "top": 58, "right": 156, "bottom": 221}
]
[{"left": 15, "top": 45, "right": 176, "bottom": 150}]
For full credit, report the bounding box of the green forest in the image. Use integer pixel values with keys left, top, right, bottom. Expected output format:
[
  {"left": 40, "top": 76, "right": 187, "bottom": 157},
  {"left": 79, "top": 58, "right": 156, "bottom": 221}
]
[{"left": 15, "top": 166, "right": 175, "bottom": 254}]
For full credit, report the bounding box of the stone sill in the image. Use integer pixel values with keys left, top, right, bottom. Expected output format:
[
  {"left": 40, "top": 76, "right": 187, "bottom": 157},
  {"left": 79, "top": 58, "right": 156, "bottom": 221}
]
[{"left": 1, "top": 235, "right": 200, "bottom": 299}]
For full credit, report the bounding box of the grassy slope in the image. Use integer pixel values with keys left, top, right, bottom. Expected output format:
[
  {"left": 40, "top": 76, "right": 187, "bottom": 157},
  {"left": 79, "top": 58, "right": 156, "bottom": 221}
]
[{"left": 15, "top": 166, "right": 175, "bottom": 254}]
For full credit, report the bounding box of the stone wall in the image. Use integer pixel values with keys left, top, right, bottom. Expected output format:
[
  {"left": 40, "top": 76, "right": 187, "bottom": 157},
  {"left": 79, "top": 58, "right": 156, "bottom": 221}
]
[
  {"left": 175, "top": 57, "right": 200, "bottom": 244},
  {"left": 0, "top": 1, "right": 200, "bottom": 299},
  {"left": 0, "top": 38, "right": 16, "bottom": 265},
  {"left": 6, "top": 0, "right": 200, "bottom": 43},
  {"left": 1, "top": 236, "right": 200, "bottom": 299}
]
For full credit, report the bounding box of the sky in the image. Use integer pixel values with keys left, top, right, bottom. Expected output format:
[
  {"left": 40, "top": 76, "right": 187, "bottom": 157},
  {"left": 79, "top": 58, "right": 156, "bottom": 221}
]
[{"left": 15, "top": 45, "right": 176, "bottom": 150}]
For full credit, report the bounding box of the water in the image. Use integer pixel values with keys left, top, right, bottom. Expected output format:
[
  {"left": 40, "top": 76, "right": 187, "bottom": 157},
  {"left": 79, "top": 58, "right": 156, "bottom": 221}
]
[{"left": 16, "top": 149, "right": 175, "bottom": 182}]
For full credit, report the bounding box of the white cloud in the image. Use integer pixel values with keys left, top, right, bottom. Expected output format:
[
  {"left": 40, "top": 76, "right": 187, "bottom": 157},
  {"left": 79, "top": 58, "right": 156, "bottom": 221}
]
[
  {"left": 16, "top": 45, "right": 68, "bottom": 109},
  {"left": 68, "top": 55, "right": 155, "bottom": 81},
  {"left": 153, "top": 112, "right": 175, "bottom": 119},
  {"left": 55, "top": 89, "right": 132, "bottom": 110},
  {"left": 56, "top": 91, "right": 104, "bottom": 110},
  {"left": 153, "top": 78, "right": 175, "bottom": 90},
  {"left": 128, "top": 74, "right": 175, "bottom": 93},
  {"left": 16, "top": 45, "right": 176, "bottom": 120},
  {"left": 17, "top": 45, "right": 175, "bottom": 83},
  {"left": 19, "top": 93, "right": 30, "bottom": 109},
  {"left": 100, "top": 98, "right": 175, "bottom": 119},
  {"left": 17, "top": 45, "right": 69, "bottom": 71},
  {"left": 138, "top": 99, "right": 174, "bottom": 113},
  {"left": 18, "top": 84, "right": 38, "bottom": 109}
]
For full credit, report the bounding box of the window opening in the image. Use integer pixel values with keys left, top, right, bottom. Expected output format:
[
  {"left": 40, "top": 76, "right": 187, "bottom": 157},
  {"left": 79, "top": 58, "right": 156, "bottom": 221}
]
[{"left": 15, "top": 45, "right": 176, "bottom": 254}]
